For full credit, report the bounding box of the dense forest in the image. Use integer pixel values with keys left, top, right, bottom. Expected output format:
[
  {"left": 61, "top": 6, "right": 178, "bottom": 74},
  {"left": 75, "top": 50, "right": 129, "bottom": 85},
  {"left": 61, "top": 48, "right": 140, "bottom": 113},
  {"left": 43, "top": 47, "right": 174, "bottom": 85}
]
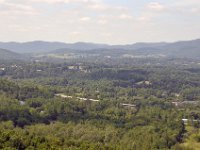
[{"left": 0, "top": 58, "right": 200, "bottom": 149}]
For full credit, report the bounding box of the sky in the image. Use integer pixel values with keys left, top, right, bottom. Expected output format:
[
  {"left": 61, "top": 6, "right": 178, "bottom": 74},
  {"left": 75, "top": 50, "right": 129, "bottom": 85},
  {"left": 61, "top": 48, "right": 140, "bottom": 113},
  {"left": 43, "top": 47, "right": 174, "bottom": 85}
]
[{"left": 0, "top": 0, "right": 200, "bottom": 44}]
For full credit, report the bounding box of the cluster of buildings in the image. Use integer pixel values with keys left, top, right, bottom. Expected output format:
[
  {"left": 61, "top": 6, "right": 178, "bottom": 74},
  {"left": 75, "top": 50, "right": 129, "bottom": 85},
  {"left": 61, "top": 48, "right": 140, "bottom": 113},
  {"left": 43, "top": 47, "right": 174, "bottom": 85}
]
[
  {"left": 55, "top": 94, "right": 100, "bottom": 102},
  {"left": 55, "top": 94, "right": 137, "bottom": 109},
  {"left": 0, "top": 64, "right": 6, "bottom": 71},
  {"left": 67, "top": 65, "right": 90, "bottom": 73},
  {"left": 171, "top": 101, "right": 199, "bottom": 107}
]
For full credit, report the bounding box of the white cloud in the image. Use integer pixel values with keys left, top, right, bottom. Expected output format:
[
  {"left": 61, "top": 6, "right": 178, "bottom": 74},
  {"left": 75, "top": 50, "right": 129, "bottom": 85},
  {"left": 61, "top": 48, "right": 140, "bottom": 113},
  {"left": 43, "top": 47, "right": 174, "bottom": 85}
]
[
  {"left": 119, "top": 14, "right": 133, "bottom": 20},
  {"left": 97, "top": 19, "right": 107, "bottom": 25},
  {"left": 86, "top": 1, "right": 129, "bottom": 14},
  {"left": 31, "top": 0, "right": 69, "bottom": 4},
  {"left": 0, "top": 1, "right": 39, "bottom": 16},
  {"left": 7, "top": 3, "right": 36, "bottom": 11},
  {"left": 191, "top": 8, "right": 200, "bottom": 13},
  {"left": 31, "top": 0, "right": 99, "bottom": 4},
  {"left": 79, "top": 16, "right": 91, "bottom": 21},
  {"left": 88, "top": 3, "right": 108, "bottom": 11},
  {"left": 70, "top": 31, "right": 81, "bottom": 36},
  {"left": 0, "top": 0, "right": 199, "bottom": 44},
  {"left": 101, "top": 32, "right": 111, "bottom": 37},
  {"left": 174, "top": 0, "right": 200, "bottom": 6},
  {"left": 147, "top": 2, "right": 165, "bottom": 11},
  {"left": 138, "top": 15, "right": 152, "bottom": 22},
  {"left": 134, "top": 2, "right": 167, "bottom": 23}
]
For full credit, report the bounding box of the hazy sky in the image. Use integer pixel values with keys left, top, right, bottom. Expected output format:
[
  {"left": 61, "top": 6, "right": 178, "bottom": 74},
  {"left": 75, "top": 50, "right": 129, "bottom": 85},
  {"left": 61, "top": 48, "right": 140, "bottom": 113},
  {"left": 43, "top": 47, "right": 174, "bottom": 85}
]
[{"left": 0, "top": 0, "right": 200, "bottom": 44}]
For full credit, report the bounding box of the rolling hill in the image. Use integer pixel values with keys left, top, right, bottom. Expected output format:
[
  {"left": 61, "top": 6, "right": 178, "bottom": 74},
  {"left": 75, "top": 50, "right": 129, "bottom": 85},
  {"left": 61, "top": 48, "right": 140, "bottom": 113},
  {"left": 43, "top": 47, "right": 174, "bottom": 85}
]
[
  {"left": 0, "top": 41, "right": 110, "bottom": 53},
  {"left": 0, "top": 49, "right": 26, "bottom": 60},
  {"left": 0, "top": 39, "right": 200, "bottom": 58},
  {"left": 49, "top": 39, "right": 200, "bottom": 59}
]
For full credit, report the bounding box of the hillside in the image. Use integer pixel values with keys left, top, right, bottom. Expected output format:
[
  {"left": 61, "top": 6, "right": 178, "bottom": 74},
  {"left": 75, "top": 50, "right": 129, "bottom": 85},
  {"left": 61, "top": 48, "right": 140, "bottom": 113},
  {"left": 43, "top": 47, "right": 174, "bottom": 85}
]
[
  {"left": 48, "top": 39, "right": 200, "bottom": 59},
  {"left": 0, "top": 41, "right": 110, "bottom": 53},
  {"left": 0, "top": 49, "right": 26, "bottom": 60},
  {"left": 0, "top": 39, "right": 200, "bottom": 58}
]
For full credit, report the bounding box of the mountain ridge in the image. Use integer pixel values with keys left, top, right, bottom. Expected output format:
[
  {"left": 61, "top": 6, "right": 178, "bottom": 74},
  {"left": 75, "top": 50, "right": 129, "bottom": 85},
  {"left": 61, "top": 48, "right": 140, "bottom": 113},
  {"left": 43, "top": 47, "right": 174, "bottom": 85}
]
[
  {"left": 0, "top": 49, "right": 26, "bottom": 60},
  {"left": 0, "top": 39, "right": 200, "bottom": 58}
]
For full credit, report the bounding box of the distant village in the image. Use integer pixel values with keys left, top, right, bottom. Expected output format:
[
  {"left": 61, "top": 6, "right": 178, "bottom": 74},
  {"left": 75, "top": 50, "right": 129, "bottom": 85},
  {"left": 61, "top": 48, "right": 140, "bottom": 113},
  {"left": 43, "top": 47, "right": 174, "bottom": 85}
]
[{"left": 0, "top": 63, "right": 90, "bottom": 74}]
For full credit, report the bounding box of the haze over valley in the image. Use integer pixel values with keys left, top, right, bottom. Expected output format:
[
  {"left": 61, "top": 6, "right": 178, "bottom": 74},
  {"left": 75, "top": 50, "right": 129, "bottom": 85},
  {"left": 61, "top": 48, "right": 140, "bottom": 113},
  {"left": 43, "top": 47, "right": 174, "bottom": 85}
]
[{"left": 1, "top": 39, "right": 200, "bottom": 62}]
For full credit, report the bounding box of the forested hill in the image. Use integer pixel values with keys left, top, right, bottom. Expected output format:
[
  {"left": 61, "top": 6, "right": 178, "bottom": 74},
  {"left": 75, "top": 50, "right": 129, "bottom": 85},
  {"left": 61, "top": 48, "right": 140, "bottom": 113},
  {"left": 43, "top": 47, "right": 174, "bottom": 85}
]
[
  {"left": 0, "top": 49, "right": 25, "bottom": 60},
  {"left": 0, "top": 39, "right": 200, "bottom": 58},
  {"left": 50, "top": 39, "right": 200, "bottom": 59},
  {"left": 0, "top": 41, "right": 110, "bottom": 53}
]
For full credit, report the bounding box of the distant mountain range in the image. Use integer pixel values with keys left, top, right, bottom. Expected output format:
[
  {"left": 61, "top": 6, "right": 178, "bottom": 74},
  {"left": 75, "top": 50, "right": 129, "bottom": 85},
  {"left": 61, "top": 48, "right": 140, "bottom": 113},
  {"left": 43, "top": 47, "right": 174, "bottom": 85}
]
[
  {"left": 0, "top": 39, "right": 200, "bottom": 59},
  {"left": 0, "top": 41, "right": 110, "bottom": 53},
  {"left": 50, "top": 39, "right": 200, "bottom": 58}
]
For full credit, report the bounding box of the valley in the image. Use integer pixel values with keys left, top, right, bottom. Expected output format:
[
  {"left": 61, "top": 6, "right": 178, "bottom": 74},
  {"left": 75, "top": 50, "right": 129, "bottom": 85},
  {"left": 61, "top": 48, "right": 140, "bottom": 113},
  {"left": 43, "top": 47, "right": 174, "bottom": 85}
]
[{"left": 0, "top": 52, "right": 200, "bottom": 149}]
